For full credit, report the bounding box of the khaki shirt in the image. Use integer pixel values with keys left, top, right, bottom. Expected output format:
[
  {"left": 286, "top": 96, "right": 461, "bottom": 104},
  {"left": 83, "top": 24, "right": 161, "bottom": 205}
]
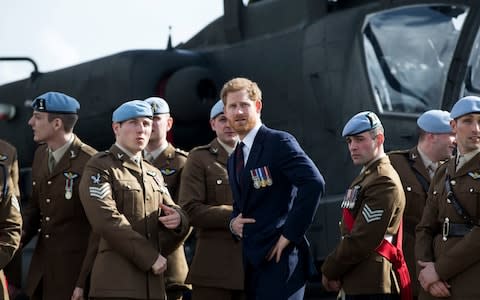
[
  {"left": 322, "top": 156, "right": 405, "bottom": 295},
  {"left": 416, "top": 153, "right": 480, "bottom": 299},
  {"left": 80, "top": 144, "right": 189, "bottom": 299},
  {"left": 179, "top": 139, "right": 244, "bottom": 290}
]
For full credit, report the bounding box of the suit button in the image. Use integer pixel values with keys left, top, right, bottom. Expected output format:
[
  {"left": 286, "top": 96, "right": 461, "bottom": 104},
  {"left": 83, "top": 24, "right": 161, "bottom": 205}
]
[
  {"left": 46, "top": 198, "right": 51, "bottom": 203},
  {"left": 45, "top": 217, "right": 50, "bottom": 221},
  {"left": 47, "top": 181, "right": 52, "bottom": 185},
  {"left": 45, "top": 234, "right": 50, "bottom": 239}
]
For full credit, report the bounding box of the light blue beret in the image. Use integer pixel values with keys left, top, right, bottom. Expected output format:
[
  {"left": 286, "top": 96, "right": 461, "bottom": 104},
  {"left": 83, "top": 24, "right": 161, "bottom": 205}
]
[
  {"left": 112, "top": 100, "right": 153, "bottom": 123},
  {"left": 417, "top": 110, "right": 452, "bottom": 134},
  {"left": 342, "top": 111, "right": 382, "bottom": 137},
  {"left": 145, "top": 97, "right": 170, "bottom": 115},
  {"left": 210, "top": 100, "right": 224, "bottom": 119},
  {"left": 32, "top": 92, "right": 80, "bottom": 114},
  {"left": 450, "top": 96, "right": 480, "bottom": 119}
]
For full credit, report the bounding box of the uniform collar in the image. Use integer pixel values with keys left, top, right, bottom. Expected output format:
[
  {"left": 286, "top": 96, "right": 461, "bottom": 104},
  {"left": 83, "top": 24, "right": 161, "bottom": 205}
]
[
  {"left": 145, "top": 142, "right": 169, "bottom": 161},
  {"left": 49, "top": 134, "right": 74, "bottom": 163}
]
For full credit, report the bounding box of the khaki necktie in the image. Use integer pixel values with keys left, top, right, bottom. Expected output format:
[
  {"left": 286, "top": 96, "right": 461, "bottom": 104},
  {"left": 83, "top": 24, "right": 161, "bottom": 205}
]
[{"left": 48, "top": 151, "right": 56, "bottom": 173}]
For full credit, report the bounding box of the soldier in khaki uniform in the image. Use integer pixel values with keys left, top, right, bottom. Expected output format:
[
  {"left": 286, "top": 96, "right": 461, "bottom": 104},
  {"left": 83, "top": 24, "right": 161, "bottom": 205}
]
[
  {"left": 79, "top": 100, "right": 190, "bottom": 300},
  {"left": 416, "top": 96, "right": 480, "bottom": 299},
  {"left": 389, "top": 110, "right": 455, "bottom": 299},
  {"left": 0, "top": 139, "right": 22, "bottom": 297},
  {"left": 179, "top": 100, "right": 244, "bottom": 300},
  {"left": 22, "top": 92, "right": 98, "bottom": 300},
  {"left": 144, "top": 97, "right": 190, "bottom": 299},
  {"left": 322, "top": 111, "right": 406, "bottom": 300},
  {"left": 0, "top": 143, "right": 22, "bottom": 300}
]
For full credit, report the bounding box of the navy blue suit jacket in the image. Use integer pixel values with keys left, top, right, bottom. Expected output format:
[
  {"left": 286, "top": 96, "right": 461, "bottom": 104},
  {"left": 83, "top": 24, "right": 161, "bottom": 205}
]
[{"left": 228, "top": 125, "right": 325, "bottom": 268}]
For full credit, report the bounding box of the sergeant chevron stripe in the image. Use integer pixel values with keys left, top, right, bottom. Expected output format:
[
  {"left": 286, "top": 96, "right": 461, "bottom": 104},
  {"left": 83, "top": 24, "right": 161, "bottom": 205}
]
[
  {"left": 362, "top": 204, "right": 384, "bottom": 223},
  {"left": 89, "top": 183, "right": 111, "bottom": 199}
]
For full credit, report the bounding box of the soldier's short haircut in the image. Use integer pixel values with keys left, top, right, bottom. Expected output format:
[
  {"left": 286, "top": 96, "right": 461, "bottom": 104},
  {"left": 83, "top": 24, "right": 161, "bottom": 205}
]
[
  {"left": 369, "top": 124, "right": 384, "bottom": 138},
  {"left": 417, "top": 127, "right": 428, "bottom": 141},
  {"left": 47, "top": 113, "right": 78, "bottom": 132},
  {"left": 220, "top": 77, "right": 262, "bottom": 103}
]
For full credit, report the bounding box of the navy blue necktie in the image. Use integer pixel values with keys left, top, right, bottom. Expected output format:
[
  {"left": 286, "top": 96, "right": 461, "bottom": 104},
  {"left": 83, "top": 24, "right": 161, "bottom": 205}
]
[{"left": 235, "top": 142, "right": 245, "bottom": 184}]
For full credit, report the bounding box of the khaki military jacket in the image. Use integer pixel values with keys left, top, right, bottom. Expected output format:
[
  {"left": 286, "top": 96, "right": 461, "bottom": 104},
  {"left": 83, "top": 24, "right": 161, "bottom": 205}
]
[
  {"left": 0, "top": 139, "right": 20, "bottom": 198},
  {"left": 179, "top": 139, "right": 244, "bottom": 290},
  {"left": 22, "top": 135, "right": 97, "bottom": 299},
  {"left": 149, "top": 143, "right": 190, "bottom": 292},
  {"left": 389, "top": 147, "right": 430, "bottom": 296},
  {"left": 416, "top": 153, "right": 480, "bottom": 299},
  {"left": 79, "top": 145, "right": 190, "bottom": 299},
  {"left": 0, "top": 175, "right": 22, "bottom": 299},
  {"left": 321, "top": 156, "right": 405, "bottom": 295},
  {"left": 152, "top": 143, "right": 188, "bottom": 203}
]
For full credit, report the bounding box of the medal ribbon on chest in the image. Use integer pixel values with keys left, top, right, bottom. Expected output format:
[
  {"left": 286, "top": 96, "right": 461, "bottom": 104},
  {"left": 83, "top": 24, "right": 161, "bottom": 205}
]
[{"left": 64, "top": 172, "right": 79, "bottom": 199}]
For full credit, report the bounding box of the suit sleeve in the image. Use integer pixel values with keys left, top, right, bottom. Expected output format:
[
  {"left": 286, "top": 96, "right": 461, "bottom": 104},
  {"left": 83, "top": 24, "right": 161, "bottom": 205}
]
[
  {"left": 79, "top": 160, "right": 158, "bottom": 272},
  {"left": 277, "top": 134, "right": 325, "bottom": 244},
  {"left": 321, "top": 175, "right": 401, "bottom": 279},
  {"left": 179, "top": 152, "right": 232, "bottom": 229},
  {"left": 0, "top": 177, "right": 22, "bottom": 269}
]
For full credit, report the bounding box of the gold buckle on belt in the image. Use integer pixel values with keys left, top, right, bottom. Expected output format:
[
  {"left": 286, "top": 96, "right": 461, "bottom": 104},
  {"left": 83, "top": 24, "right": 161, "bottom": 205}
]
[{"left": 442, "top": 217, "right": 450, "bottom": 241}]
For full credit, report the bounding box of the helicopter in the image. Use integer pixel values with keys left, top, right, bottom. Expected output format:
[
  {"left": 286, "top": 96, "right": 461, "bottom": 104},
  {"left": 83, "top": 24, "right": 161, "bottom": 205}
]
[{"left": 1, "top": 0, "right": 480, "bottom": 295}]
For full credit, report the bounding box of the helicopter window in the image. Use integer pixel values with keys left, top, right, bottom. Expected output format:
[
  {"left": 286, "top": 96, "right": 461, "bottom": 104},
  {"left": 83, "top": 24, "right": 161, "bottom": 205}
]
[
  {"left": 462, "top": 28, "right": 480, "bottom": 96},
  {"left": 363, "top": 5, "right": 468, "bottom": 115}
]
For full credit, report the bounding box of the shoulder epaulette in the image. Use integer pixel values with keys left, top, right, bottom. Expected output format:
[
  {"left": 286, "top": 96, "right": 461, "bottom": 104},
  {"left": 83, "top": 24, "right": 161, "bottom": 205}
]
[
  {"left": 387, "top": 149, "right": 409, "bottom": 156},
  {"left": 175, "top": 148, "right": 189, "bottom": 157},
  {"left": 190, "top": 144, "right": 210, "bottom": 153}
]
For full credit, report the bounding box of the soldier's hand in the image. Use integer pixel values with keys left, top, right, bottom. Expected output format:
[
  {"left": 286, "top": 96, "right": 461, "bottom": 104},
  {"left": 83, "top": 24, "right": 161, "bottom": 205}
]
[
  {"left": 418, "top": 260, "right": 440, "bottom": 291},
  {"left": 158, "top": 204, "right": 181, "bottom": 229},
  {"left": 428, "top": 281, "right": 451, "bottom": 298},
  {"left": 151, "top": 254, "right": 167, "bottom": 275},
  {"left": 321, "top": 274, "right": 341, "bottom": 292},
  {"left": 266, "top": 235, "right": 290, "bottom": 263},
  {"left": 71, "top": 287, "right": 84, "bottom": 300},
  {"left": 230, "top": 213, "right": 256, "bottom": 237}
]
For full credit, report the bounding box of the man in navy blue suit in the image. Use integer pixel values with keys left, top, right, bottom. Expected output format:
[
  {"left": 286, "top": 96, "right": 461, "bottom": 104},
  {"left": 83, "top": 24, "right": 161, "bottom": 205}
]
[{"left": 221, "top": 77, "right": 325, "bottom": 300}]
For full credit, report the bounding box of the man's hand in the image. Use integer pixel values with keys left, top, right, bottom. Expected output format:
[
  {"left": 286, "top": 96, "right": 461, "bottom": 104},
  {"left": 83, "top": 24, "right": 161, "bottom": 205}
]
[
  {"left": 230, "top": 213, "right": 256, "bottom": 237},
  {"left": 428, "top": 281, "right": 451, "bottom": 298},
  {"left": 418, "top": 260, "right": 441, "bottom": 291},
  {"left": 322, "top": 274, "right": 341, "bottom": 292},
  {"left": 158, "top": 204, "right": 181, "bottom": 229},
  {"left": 71, "top": 287, "right": 84, "bottom": 300},
  {"left": 266, "top": 235, "right": 290, "bottom": 262},
  {"left": 151, "top": 254, "right": 167, "bottom": 275}
]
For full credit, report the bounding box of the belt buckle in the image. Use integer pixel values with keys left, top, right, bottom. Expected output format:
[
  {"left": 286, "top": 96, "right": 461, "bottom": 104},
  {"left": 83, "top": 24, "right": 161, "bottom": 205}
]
[{"left": 442, "top": 217, "right": 450, "bottom": 241}]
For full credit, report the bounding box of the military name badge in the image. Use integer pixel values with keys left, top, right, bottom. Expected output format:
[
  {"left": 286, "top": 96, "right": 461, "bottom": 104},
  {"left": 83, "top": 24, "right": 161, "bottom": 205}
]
[
  {"left": 63, "top": 172, "right": 79, "bottom": 200},
  {"left": 341, "top": 185, "right": 360, "bottom": 209}
]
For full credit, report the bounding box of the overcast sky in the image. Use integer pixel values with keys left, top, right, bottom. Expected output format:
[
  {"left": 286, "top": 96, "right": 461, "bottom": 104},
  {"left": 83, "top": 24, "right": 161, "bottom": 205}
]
[{"left": 0, "top": 1, "right": 224, "bottom": 84}]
